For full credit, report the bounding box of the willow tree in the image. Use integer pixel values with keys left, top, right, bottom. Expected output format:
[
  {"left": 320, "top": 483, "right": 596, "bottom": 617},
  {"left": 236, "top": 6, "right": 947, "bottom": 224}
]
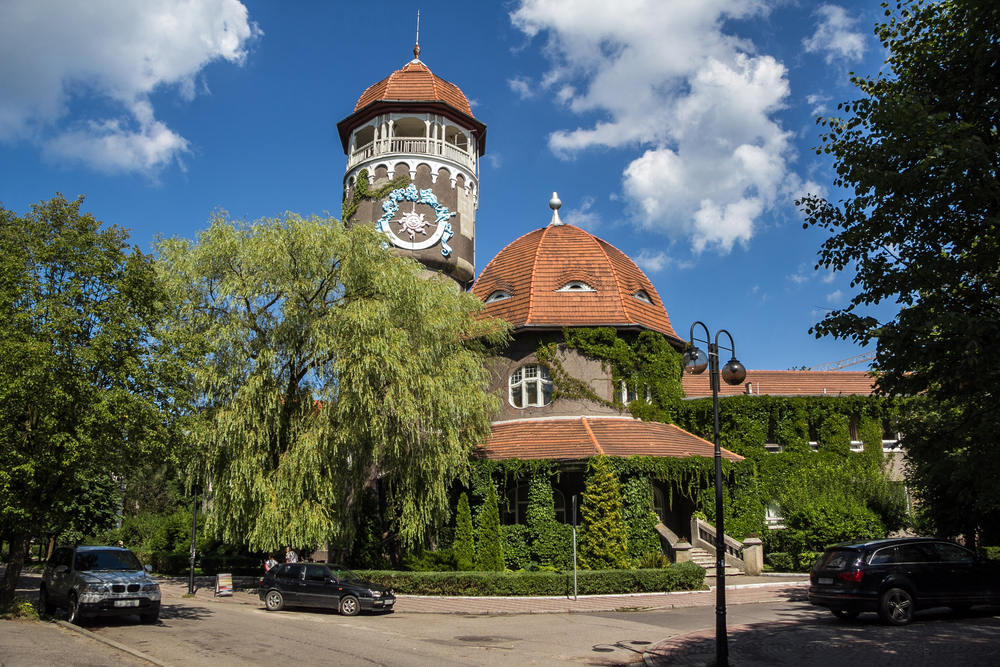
[{"left": 156, "top": 212, "right": 507, "bottom": 553}]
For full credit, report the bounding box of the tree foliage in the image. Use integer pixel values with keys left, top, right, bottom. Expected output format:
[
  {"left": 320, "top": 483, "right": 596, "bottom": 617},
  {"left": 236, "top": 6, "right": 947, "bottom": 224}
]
[
  {"left": 526, "top": 472, "right": 570, "bottom": 568},
  {"left": 155, "top": 212, "right": 507, "bottom": 553},
  {"left": 0, "top": 194, "right": 180, "bottom": 605},
  {"left": 454, "top": 493, "right": 475, "bottom": 571},
  {"left": 797, "top": 0, "right": 1000, "bottom": 543},
  {"left": 579, "top": 456, "right": 630, "bottom": 570},
  {"left": 474, "top": 483, "right": 504, "bottom": 571}
]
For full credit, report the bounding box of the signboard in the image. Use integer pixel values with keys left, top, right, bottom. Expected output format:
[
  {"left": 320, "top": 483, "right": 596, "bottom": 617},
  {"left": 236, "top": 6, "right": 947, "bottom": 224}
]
[{"left": 216, "top": 573, "right": 233, "bottom": 597}]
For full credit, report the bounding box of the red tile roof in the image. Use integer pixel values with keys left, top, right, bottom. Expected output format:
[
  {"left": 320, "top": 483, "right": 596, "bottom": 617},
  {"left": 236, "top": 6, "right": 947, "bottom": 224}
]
[
  {"left": 472, "top": 225, "right": 680, "bottom": 340},
  {"left": 682, "top": 370, "right": 877, "bottom": 398},
  {"left": 480, "top": 416, "right": 743, "bottom": 461},
  {"left": 355, "top": 60, "right": 473, "bottom": 117}
]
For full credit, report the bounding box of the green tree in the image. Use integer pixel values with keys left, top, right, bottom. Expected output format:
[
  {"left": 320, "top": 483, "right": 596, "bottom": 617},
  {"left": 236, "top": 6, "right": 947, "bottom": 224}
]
[
  {"left": 621, "top": 476, "right": 661, "bottom": 564},
  {"left": 453, "top": 493, "right": 475, "bottom": 571},
  {"left": 579, "top": 456, "right": 629, "bottom": 570},
  {"left": 526, "top": 472, "right": 569, "bottom": 568},
  {"left": 475, "top": 483, "right": 504, "bottom": 571},
  {"left": 798, "top": 0, "right": 1000, "bottom": 544},
  {"left": 155, "top": 212, "right": 507, "bottom": 554},
  {"left": 0, "top": 195, "right": 180, "bottom": 606}
]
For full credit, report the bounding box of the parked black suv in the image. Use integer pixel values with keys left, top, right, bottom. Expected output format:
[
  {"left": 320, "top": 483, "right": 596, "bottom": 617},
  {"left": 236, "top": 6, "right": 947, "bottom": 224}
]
[
  {"left": 39, "top": 545, "right": 161, "bottom": 624},
  {"left": 808, "top": 537, "right": 1000, "bottom": 625},
  {"left": 259, "top": 563, "right": 395, "bottom": 615}
]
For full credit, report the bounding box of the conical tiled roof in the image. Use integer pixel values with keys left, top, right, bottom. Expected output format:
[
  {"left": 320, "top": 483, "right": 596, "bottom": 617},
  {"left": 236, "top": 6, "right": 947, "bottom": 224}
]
[
  {"left": 354, "top": 60, "right": 473, "bottom": 117},
  {"left": 472, "top": 224, "right": 680, "bottom": 340}
]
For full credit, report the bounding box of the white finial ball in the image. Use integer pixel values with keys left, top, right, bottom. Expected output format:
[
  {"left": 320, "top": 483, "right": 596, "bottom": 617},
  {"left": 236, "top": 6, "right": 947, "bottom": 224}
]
[{"left": 549, "top": 192, "right": 562, "bottom": 211}]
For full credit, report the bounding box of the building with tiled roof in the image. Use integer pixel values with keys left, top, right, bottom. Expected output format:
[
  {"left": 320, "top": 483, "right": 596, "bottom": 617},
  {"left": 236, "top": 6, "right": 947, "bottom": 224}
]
[{"left": 683, "top": 369, "right": 877, "bottom": 398}]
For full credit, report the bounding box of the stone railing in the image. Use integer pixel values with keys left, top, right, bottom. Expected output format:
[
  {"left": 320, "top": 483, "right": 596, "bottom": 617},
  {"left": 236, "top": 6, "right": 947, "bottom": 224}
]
[
  {"left": 691, "top": 517, "right": 747, "bottom": 573},
  {"left": 348, "top": 138, "right": 477, "bottom": 171}
]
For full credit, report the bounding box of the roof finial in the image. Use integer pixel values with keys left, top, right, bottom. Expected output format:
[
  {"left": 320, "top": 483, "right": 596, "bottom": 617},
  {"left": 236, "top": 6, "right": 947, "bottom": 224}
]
[
  {"left": 548, "top": 192, "right": 564, "bottom": 226},
  {"left": 413, "top": 10, "right": 421, "bottom": 61}
]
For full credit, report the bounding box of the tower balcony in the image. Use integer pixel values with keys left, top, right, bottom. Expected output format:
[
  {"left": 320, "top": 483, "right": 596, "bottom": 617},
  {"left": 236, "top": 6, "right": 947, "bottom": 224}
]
[{"left": 347, "top": 137, "right": 477, "bottom": 173}]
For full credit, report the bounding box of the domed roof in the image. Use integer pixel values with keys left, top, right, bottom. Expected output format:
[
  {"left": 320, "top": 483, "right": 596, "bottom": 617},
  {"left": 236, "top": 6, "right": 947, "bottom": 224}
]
[
  {"left": 354, "top": 59, "right": 474, "bottom": 117},
  {"left": 472, "top": 223, "right": 680, "bottom": 340}
]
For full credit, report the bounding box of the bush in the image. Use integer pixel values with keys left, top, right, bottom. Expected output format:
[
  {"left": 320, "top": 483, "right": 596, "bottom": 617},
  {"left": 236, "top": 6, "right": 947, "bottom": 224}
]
[
  {"left": 355, "top": 562, "right": 705, "bottom": 596},
  {"left": 143, "top": 551, "right": 190, "bottom": 576},
  {"left": 979, "top": 546, "right": 1000, "bottom": 561},
  {"left": 403, "top": 549, "right": 461, "bottom": 572},
  {"left": 2, "top": 597, "right": 40, "bottom": 620},
  {"left": 765, "top": 551, "right": 822, "bottom": 572},
  {"left": 200, "top": 554, "right": 263, "bottom": 576},
  {"left": 475, "top": 483, "right": 504, "bottom": 571}
]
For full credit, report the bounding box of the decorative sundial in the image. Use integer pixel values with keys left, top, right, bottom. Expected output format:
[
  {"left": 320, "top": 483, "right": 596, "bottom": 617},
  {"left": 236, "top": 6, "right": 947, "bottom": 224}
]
[{"left": 377, "top": 184, "right": 456, "bottom": 256}]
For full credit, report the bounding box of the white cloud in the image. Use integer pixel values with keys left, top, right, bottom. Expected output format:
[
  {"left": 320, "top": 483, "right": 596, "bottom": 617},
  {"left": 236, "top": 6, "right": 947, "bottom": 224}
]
[
  {"left": 826, "top": 289, "right": 845, "bottom": 305},
  {"left": 510, "top": 0, "right": 805, "bottom": 254},
  {"left": 803, "top": 5, "right": 867, "bottom": 64},
  {"left": 0, "top": 0, "right": 260, "bottom": 176},
  {"left": 508, "top": 76, "right": 535, "bottom": 99},
  {"left": 562, "top": 196, "right": 600, "bottom": 230},
  {"left": 634, "top": 250, "right": 668, "bottom": 273}
]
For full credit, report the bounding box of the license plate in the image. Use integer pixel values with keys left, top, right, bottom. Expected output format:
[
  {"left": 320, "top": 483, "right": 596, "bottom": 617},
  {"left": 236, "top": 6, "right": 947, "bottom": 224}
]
[
  {"left": 818, "top": 578, "right": 833, "bottom": 585},
  {"left": 384, "top": 599, "right": 394, "bottom": 606},
  {"left": 114, "top": 599, "right": 140, "bottom": 607}
]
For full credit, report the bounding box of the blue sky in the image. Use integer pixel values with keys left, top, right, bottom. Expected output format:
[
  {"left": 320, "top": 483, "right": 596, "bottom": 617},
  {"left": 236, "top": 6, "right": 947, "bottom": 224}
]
[{"left": 0, "top": 0, "right": 897, "bottom": 371}]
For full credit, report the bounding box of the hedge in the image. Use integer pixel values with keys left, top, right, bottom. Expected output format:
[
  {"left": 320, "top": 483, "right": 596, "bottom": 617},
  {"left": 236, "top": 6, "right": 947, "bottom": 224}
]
[
  {"left": 979, "top": 546, "right": 1000, "bottom": 561},
  {"left": 765, "top": 551, "right": 823, "bottom": 572},
  {"left": 200, "top": 554, "right": 263, "bottom": 576},
  {"left": 355, "top": 561, "right": 705, "bottom": 596},
  {"left": 134, "top": 551, "right": 190, "bottom": 576}
]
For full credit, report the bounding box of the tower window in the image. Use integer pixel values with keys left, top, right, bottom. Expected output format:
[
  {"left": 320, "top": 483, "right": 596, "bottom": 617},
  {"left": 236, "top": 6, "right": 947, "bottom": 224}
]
[
  {"left": 509, "top": 364, "right": 552, "bottom": 408},
  {"left": 557, "top": 281, "right": 595, "bottom": 292},
  {"left": 486, "top": 290, "right": 512, "bottom": 303}
]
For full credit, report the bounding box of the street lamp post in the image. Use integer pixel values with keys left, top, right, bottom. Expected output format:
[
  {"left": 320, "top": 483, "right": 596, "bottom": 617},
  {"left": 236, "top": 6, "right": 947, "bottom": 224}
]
[{"left": 681, "top": 322, "right": 746, "bottom": 667}]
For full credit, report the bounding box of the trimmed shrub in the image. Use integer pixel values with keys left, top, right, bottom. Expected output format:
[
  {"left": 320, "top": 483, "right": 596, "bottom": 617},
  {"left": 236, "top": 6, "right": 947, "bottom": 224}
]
[
  {"left": 765, "top": 552, "right": 794, "bottom": 572},
  {"left": 622, "top": 476, "right": 661, "bottom": 564},
  {"left": 527, "top": 473, "right": 571, "bottom": 568},
  {"left": 475, "top": 483, "right": 504, "bottom": 571},
  {"left": 579, "top": 456, "right": 630, "bottom": 569},
  {"left": 356, "top": 562, "right": 705, "bottom": 596},
  {"left": 454, "top": 493, "right": 475, "bottom": 571}
]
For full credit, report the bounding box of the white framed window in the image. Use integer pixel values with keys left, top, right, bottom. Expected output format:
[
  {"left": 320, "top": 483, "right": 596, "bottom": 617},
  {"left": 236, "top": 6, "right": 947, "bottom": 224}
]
[
  {"left": 504, "top": 485, "right": 566, "bottom": 524},
  {"left": 509, "top": 364, "right": 552, "bottom": 408},
  {"left": 633, "top": 290, "right": 653, "bottom": 304},
  {"left": 651, "top": 486, "right": 665, "bottom": 523},
  {"left": 486, "top": 290, "right": 512, "bottom": 303},
  {"left": 618, "top": 380, "right": 651, "bottom": 405},
  {"left": 557, "top": 281, "right": 595, "bottom": 292}
]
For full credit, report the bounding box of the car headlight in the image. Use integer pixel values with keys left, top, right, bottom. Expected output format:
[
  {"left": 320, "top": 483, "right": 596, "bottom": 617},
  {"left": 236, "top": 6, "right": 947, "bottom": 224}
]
[
  {"left": 368, "top": 589, "right": 381, "bottom": 598},
  {"left": 142, "top": 583, "right": 159, "bottom": 592},
  {"left": 81, "top": 583, "right": 110, "bottom": 594}
]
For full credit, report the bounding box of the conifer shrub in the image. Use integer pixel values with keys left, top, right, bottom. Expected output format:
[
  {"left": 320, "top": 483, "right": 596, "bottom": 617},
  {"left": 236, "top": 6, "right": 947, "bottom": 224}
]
[
  {"left": 579, "top": 456, "right": 630, "bottom": 569},
  {"left": 454, "top": 492, "right": 475, "bottom": 571},
  {"left": 475, "top": 483, "right": 504, "bottom": 571}
]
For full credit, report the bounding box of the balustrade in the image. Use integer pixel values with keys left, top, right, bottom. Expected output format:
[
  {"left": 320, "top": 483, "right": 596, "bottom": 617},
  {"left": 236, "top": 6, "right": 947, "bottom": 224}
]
[{"left": 347, "top": 136, "right": 476, "bottom": 171}]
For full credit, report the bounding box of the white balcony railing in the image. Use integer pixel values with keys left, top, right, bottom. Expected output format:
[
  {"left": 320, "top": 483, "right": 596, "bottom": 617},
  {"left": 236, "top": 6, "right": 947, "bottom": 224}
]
[{"left": 347, "top": 137, "right": 477, "bottom": 172}]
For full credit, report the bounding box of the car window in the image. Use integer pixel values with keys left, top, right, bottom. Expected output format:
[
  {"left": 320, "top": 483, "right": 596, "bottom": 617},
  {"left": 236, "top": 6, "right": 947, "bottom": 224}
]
[
  {"left": 49, "top": 547, "right": 72, "bottom": 569},
  {"left": 74, "top": 549, "right": 143, "bottom": 572},
  {"left": 304, "top": 565, "right": 330, "bottom": 582},
  {"left": 870, "top": 547, "right": 897, "bottom": 565},
  {"left": 934, "top": 542, "right": 974, "bottom": 563},
  {"left": 897, "top": 544, "right": 937, "bottom": 563},
  {"left": 328, "top": 565, "right": 361, "bottom": 582},
  {"left": 277, "top": 564, "right": 304, "bottom": 580},
  {"left": 814, "top": 550, "right": 858, "bottom": 571}
]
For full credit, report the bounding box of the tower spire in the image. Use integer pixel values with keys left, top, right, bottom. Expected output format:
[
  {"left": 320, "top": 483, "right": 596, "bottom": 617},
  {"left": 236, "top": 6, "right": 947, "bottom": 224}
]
[{"left": 413, "top": 10, "right": 421, "bottom": 61}]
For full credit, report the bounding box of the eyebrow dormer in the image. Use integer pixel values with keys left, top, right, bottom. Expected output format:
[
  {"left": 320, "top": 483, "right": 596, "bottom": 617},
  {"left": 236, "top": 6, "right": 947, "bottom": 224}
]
[{"left": 557, "top": 281, "right": 595, "bottom": 292}]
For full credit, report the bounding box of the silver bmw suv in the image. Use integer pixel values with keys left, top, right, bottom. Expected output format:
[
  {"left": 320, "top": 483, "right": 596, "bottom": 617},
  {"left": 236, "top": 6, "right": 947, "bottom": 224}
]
[{"left": 39, "top": 545, "right": 161, "bottom": 624}]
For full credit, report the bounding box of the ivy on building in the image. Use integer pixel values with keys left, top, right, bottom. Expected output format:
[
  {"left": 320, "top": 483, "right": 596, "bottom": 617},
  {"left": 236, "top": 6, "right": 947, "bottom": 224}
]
[{"left": 341, "top": 168, "right": 410, "bottom": 223}]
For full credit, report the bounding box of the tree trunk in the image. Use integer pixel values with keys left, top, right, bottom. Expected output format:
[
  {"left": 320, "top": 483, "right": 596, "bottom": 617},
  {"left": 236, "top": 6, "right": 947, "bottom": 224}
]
[{"left": 0, "top": 533, "right": 31, "bottom": 608}]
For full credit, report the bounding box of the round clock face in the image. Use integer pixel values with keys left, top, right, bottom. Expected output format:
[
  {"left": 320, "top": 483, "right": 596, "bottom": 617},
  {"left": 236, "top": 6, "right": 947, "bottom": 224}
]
[
  {"left": 376, "top": 184, "right": 456, "bottom": 257},
  {"left": 386, "top": 201, "right": 445, "bottom": 251}
]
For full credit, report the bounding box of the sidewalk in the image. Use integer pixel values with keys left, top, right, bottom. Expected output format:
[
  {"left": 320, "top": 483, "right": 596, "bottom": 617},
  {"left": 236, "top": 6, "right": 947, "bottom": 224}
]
[{"left": 158, "top": 572, "right": 810, "bottom": 615}]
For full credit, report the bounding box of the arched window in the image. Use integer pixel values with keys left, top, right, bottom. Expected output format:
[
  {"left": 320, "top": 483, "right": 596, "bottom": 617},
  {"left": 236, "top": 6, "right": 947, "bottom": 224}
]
[
  {"left": 651, "top": 486, "right": 665, "bottom": 523},
  {"left": 633, "top": 290, "right": 653, "bottom": 304},
  {"left": 557, "top": 281, "right": 595, "bottom": 292},
  {"left": 485, "top": 290, "right": 512, "bottom": 303},
  {"left": 509, "top": 364, "right": 552, "bottom": 408}
]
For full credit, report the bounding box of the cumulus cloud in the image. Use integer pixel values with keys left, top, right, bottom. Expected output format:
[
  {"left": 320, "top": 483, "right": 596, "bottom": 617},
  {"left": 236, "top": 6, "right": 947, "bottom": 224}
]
[
  {"left": 510, "top": 0, "right": 807, "bottom": 254},
  {"left": 0, "top": 0, "right": 260, "bottom": 176},
  {"left": 562, "top": 196, "right": 600, "bottom": 230},
  {"left": 803, "top": 5, "right": 867, "bottom": 64},
  {"left": 826, "top": 289, "right": 845, "bottom": 305},
  {"left": 508, "top": 76, "right": 535, "bottom": 99}
]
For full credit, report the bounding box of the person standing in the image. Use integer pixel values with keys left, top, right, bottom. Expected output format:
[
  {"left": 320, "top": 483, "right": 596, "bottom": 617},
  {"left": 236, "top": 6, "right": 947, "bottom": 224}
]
[
  {"left": 264, "top": 554, "right": 278, "bottom": 571},
  {"left": 285, "top": 547, "right": 298, "bottom": 564}
]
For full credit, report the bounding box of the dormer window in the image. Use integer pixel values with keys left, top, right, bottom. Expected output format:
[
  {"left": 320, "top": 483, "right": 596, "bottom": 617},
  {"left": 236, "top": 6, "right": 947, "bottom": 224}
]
[
  {"left": 486, "top": 290, "right": 512, "bottom": 303},
  {"left": 509, "top": 364, "right": 552, "bottom": 408},
  {"left": 633, "top": 290, "right": 653, "bottom": 304},
  {"left": 618, "top": 381, "right": 652, "bottom": 405},
  {"left": 557, "top": 281, "right": 595, "bottom": 292}
]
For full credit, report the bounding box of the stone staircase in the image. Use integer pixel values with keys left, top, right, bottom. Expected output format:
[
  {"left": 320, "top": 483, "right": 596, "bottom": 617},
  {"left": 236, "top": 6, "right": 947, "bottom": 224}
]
[{"left": 688, "top": 546, "right": 743, "bottom": 577}]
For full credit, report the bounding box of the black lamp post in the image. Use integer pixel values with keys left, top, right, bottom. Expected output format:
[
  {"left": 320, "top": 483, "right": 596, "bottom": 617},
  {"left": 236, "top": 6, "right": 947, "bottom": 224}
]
[{"left": 681, "top": 322, "right": 746, "bottom": 667}]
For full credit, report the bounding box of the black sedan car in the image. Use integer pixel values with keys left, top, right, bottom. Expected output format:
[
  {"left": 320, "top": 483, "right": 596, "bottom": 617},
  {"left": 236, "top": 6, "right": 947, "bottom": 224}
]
[
  {"left": 808, "top": 537, "right": 1000, "bottom": 625},
  {"left": 258, "top": 563, "right": 395, "bottom": 616}
]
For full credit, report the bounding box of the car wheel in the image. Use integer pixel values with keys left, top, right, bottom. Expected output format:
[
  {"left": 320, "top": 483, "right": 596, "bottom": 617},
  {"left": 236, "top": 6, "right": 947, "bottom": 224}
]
[
  {"left": 38, "top": 586, "right": 56, "bottom": 615},
  {"left": 879, "top": 587, "right": 915, "bottom": 626},
  {"left": 139, "top": 610, "right": 159, "bottom": 624},
  {"left": 264, "top": 590, "right": 285, "bottom": 612},
  {"left": 339, "top": 594, "right": 360, "bottom": 617},
  {"left": 832, "top": 610, "right": 860, "bottom": 621},
  {"left": 67, "top": 593, "right": 83, "bottom": 625}
]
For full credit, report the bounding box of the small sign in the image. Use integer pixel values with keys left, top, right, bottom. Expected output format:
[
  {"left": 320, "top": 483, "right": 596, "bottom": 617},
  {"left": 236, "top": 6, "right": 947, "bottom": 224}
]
[{"left": 216, "top": 573, "right": 233, "bottom": 597}]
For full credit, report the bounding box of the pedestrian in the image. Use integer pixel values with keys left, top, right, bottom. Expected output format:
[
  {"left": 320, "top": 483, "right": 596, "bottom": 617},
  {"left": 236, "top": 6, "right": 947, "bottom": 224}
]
[
  {"left": 285, "top": 546, "right": 298, "bottom": 564},
  {"left": 117, "top": 540, "right": 124, "bottom": 548},
  {"left": 265, "top": 554, "right": 277, "bottom": 571}
]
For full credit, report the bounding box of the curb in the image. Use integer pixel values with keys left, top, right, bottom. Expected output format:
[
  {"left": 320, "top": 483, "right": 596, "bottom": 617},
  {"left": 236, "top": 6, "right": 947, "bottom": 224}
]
[{"left": 54, "top": 620, "right": 173, "bottom": 667}]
